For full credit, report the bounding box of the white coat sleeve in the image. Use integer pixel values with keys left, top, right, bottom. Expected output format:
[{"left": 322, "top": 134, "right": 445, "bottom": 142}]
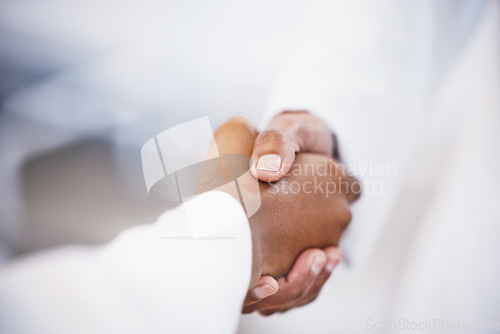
[
  {"left": 260, "top": 0, "right": 486, "bottom": 268},
  {"left": 0, "top": 191, "right": 252, "bottom": 334}
]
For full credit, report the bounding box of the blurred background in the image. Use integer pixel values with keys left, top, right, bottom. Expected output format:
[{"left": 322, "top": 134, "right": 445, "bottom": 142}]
[{"left": 0, "top": 0, "right": 308, "bottom": 256}]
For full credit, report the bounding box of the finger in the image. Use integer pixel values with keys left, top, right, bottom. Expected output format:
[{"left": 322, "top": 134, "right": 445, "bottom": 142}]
[
  {"left": 242, "top": 249, "right": 327, "bottom": 313},
  {"left": 295, "top": 247, "right": 343, "bottom": 306},
  {"left": 268, "top": 268, "right": 330, "bottom": 313},
  {"left": 324, "top": 247, "right": 343, "bottom": 273},
  {"left": 344, "top": 173, "right": 362, "bottom": 203},
  {"left": 259, "top": 309, "right": 277, "bottom": 316},
  {"left": 214, "top": 117, "right": 258, "bottom": 157},
  {"left": 250, "top": 129, "right": 297, "bottom": 182},
  {"left": 250, "top": 111, "right": 333, "bottom": 182},
  {"left": 254, "top": 248, "right": 342, "bottom": 314},
  {"left": 326, "top": 159, "right": 361, "bottom": 203},
  {"left": 242, "top": 276, "right": 286, "bottom": 314},
  {"left": 242, "top": 275, "right": 279, "bottom": 310},
  {"left": 198, "top": 117, "right": 258, "bottom": 193}
]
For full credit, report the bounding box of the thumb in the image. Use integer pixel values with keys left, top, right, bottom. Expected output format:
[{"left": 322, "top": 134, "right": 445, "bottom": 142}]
[
  {"left": 250, "top": 129, "right": 298, "bottom": 182},
  {"left": 250, "top": 111, "right": 334, "bottom": 183},
  {"left": 243, "top": 275, "right": 279, "bottom": 307}
]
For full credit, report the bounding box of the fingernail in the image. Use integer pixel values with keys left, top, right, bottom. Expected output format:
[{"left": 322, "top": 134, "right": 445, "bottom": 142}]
[
  {"left": 253, "top": 283, "right": 277, "bottom": 299},
  {"left": 311, "top": 256, "right": 327, "bottom": 275},
  {"left": 256, "top": 154, "right": 281, "bottom": 172},
  {"left": 326, "top": 257, "right": 341, "bottom": 273}
]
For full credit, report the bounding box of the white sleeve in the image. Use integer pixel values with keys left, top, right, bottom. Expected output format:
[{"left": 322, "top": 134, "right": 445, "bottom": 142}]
[
  {"left": 261, "top": 0, "right": 486, "bottom": 268},
  {"left": 0, "top": 191, "right": 252, "bottom": 334}
]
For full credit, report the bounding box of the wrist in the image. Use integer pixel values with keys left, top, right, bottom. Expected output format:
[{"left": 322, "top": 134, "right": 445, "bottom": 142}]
[
  {"left": 248, "top": 218, "right": 264, "bottom": 288},
  {"left": 203, "top": 188, "right": 263, "bottom": 288},
  {"left": 274, "top": 111, "right": 334, "bottom": 157}
]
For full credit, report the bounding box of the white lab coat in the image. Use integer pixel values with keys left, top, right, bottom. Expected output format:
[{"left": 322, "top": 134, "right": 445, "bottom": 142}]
[
  {"left": 0, "top": 191, "right": 253, "bottom": 334},
  {"left": 261, "top": 0, "right": 496, "bottom": 268},
  {"left": 240, "top": 0, "right": 500, "bottom": 332}
]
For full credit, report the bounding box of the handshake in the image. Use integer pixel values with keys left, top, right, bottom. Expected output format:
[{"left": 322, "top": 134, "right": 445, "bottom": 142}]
[{"left": 197, "top": 112, "right": 361, "bottom": 315}]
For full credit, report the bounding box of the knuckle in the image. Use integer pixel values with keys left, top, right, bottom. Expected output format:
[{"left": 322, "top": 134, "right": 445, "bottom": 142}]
[
  {"left": 260, "top": 310, "right": 277, "bottom": 316},
  {"left": 305, "top": 293, "right": 320, "bottom": 305},
  {"left": 341, "top": 206, "right": 352, "bottom": 225},
  {"left": 278, "top": 110, "right": 310, "bottom": 116},
  {"left": 241, "top": 307, "right": 254, "bottom": 314},
  {"left": 327, "top": 159, "right": 345, "bottom": 177},
  {"left": 278, "top": 308, "right": 292, "bottom": 314},
  {"left": 288, "top": 286, "right": 306, "bottom": 301},
  {"left": 218, "top": 117, "right": 256, "bottom": 135},
  {"left": 332, "top": 205, "right": 352, "bottom": 233},
  {"left": 348, "top": 176, "right": 363, "bottom": 200},
  {"left": 256, "top": 130, "right": 287, "bottom": 147},
  {"left": 225, "top": 116, "right": 248, "bottom": 127},
  {"left": 309, "top": 281, "right": 325, "bottom": 296}
]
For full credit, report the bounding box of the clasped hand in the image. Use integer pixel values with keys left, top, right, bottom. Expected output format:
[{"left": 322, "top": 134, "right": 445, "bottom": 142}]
[{"left": 198, "top": 114, "right": 360, "bottom": 315}]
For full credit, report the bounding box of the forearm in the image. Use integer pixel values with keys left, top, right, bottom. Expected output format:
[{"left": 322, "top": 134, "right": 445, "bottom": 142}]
[{"left": 0, "top": 192, "right": 253, "bottom": 334}]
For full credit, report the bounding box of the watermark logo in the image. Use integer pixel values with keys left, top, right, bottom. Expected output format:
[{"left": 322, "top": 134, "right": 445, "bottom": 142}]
[
  {"left": 141, "top": 116, "right": 261, "bottom": 238},
  {"left": 366, "top": 318, "right": 500, "bottom": 332}
]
